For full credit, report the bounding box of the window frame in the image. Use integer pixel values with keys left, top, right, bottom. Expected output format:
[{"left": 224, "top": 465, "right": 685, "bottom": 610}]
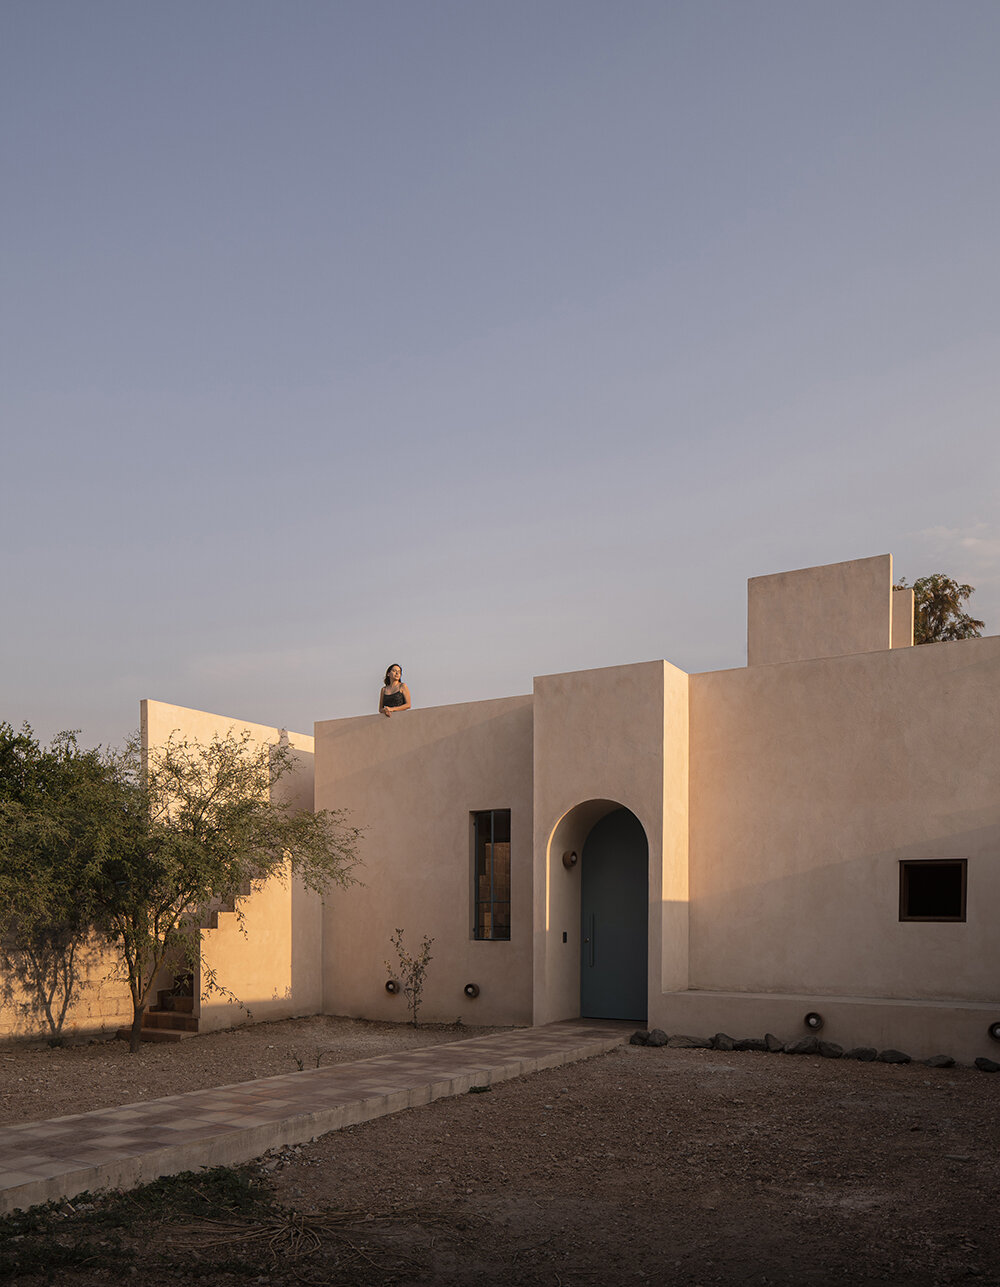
[
  {"left": 898, "top": 858, "right": 968, "bottom": 923},
  {"left": 471, "top": 808, "right": 511, "bottom": 942}
]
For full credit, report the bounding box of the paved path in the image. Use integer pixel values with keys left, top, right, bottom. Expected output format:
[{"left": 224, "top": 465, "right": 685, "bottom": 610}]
[{"left": 0, "top": 1020, "right": 630, "bottom": 1216}]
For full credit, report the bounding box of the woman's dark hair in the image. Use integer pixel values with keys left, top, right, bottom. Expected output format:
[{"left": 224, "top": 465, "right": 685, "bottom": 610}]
[{"left": 384, "top": 663, "right": 403, "bottom": 686}]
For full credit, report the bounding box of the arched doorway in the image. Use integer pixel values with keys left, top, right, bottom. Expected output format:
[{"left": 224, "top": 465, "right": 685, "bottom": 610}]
[{"left": 580, "top": 808, "right": 648, "bottom": 1021}]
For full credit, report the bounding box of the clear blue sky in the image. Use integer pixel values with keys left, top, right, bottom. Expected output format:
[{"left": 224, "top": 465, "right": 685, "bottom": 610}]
[{"left": 3, "top": 1, "right": 998, "bottom": 747}]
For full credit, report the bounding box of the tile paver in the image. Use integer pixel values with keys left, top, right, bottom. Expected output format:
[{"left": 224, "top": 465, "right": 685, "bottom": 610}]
[{"left": 0, "top": 1019, "right": 629, "bottom": 1216}]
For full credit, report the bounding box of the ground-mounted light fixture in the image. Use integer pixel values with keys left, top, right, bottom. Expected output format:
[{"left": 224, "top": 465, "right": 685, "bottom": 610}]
[
  {"left": 464, "top": 983, "right": 480, "bottom": 998},
  {"left": 562, "top": 850, "right": 578, "bottom": 870},
  {"left": 989, "top": 1021, "right": 1000, "bottom": 1042},
  {"left": 385, "top": 979, "right": 400, "bottom": 995},
  {"left": 804, "top": 1011, "right": 824, "bottom": 1031}
]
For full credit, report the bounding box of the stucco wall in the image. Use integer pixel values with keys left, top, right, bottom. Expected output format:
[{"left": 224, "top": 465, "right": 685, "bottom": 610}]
[
  {"left": 680, "top": 635, "right": 1000, "bottom": 1059},
  {"left": 659, "top": 661, "right": 690, "bottom": 993},
  {"left": 314, "top": 696, "right": 534, "bottom": 1026},
  {"left": 141, "top": 701, "right": 323, "bottom": 1033},
  {"left": 532, "top": 660, "right": 686, "bottom": 1026},
  {"left": 891, "top": 586, "right": 915, "bottom": 648},
  {"left": 748, "top": 554, "right": 894, "bottom": 666}
]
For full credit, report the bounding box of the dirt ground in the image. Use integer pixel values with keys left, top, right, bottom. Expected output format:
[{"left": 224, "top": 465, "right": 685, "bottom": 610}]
[
  {"left": 0, "top": 1015, "right": 505, "bottom": 1126},
  {"left": 2, "top": 1018, "right": 1000, "bottom": 1285}
]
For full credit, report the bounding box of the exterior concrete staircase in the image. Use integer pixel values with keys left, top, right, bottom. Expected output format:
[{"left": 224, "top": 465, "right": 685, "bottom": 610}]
[
  {"left": 116, "top": 882, "right": 253, "bottom": 1043},
  {"left": 141, "top": 974, "right": 198, "bottom": 1041},
  {"left": 117, "top": 972, "right": 198, "bottom": 1043}
]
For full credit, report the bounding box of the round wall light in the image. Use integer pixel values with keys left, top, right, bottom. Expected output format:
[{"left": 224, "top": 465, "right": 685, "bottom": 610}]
[
  {"left": 464, "top": 983, "right": 480, "bottom": 998},
  {"left": 385, "top": 979, "right": 400, "bottom": 995},
  {"left": 988, "top": 1021, "right": 1000, "bottom": 1042},
  {"left": 562, "top": 850, "right": 579, "bottom": 870},
  {"left": 804, "top": 1011, "right": 824, "bottom": 1031}
]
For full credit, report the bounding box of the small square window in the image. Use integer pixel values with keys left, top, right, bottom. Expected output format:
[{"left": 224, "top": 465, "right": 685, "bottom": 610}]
[
  {"left": 472, "top": 809, "right": 510, "bottom": 941},
  {"left": 899, "top": 859, "right": 967, "bottom": 922}
]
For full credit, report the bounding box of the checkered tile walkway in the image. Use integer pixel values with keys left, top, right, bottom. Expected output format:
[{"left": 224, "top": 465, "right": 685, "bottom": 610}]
[{"left": 0, "top": 1020, "right": 630, "bottom": 1216}]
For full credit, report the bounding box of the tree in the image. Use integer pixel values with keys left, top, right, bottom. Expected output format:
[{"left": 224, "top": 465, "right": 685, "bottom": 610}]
[
  {"left": 94, "top": 729, "right": 362, "bottom": 1052},
  {"left": 1, "top": 724, "right": 362, "bottom": 1052},
  {"left": 0, "top": 725, "right": 108, "bottom": 1042},
  {"left": 894, "top": 574, "right": 986, "bottom": 645}
]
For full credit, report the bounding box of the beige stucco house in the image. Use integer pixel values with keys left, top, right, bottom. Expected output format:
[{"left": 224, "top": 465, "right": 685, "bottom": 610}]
[
  {"left": 305, "top": 553, "right": 1000, "bottom": 1063},
  {"left": 7, "top": 553, "right": 997, "bottom": 1064}
]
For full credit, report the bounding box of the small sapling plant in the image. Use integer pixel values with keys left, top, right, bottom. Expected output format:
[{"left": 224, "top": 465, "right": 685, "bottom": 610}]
[{"left": 385, "top": 927, "right": 434, "bottom": 1026}]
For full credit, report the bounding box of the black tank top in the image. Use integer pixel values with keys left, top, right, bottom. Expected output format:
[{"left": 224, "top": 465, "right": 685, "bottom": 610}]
[{"left": 383, "top": 688, "right": 407, "bottom": 708}]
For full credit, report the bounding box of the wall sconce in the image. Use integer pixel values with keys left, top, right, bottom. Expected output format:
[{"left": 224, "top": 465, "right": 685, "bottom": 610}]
[
  {"left": 804, "top": 1011, "right": 824, "bottom": 1031},
  {"left": 989, "top": 1021, "right": 1000, "bottom": 1041},
  {"left": 385, "top": 979, "right": 400, "bottom": 995},
  {"left": 464, "top": 983, "right": 480, "bottom": 998},
  {"left": 562, "top": 850, "right": 578, "bottom": 870}
]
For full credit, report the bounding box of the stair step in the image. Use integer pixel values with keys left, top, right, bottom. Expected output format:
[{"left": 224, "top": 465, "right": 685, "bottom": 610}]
[
  {"left": 155, "top": 992, "right": 194, "bottom": 1013},
  {"left": 116, "top": 1026, "right": 196, "bottom": 1043},
  {"left": 145, "top": 1009, "right": 198, "bottom": 1031}
]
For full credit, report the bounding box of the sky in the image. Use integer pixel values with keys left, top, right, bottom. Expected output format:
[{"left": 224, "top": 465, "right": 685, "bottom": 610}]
[{"left": 2, "top": 0, "right": 999, "bottom": 748}]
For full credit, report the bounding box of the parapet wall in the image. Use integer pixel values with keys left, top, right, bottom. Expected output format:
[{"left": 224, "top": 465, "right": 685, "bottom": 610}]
[{"left": 748, "top": 554, "right": 897, "bottom": 665}]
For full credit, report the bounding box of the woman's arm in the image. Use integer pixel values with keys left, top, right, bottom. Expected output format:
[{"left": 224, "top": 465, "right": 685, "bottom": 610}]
[
  {"left": 379, "top": 686, "right": 389, "bottom": 716},
  {"left": 394, "top": 683, "right": 411, "bottom": 712}
]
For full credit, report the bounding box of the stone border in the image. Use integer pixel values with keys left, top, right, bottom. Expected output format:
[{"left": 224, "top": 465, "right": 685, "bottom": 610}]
[{"left": 629, "top": 1029, "right": 1000, "bottom": 1072}]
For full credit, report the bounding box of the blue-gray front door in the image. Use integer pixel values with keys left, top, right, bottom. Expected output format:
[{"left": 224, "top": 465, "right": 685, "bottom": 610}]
[{"left": 580, "top": 808, "right": 648, "bottom": 1020}]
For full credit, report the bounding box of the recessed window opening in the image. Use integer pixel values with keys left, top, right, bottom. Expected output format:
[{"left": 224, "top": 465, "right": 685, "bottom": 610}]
[
  {"left": 899, "top": 859, "right": 967, "bottom": 922},
  {"left": 473, "top": 809, "right": 510, "bottom": 941}
]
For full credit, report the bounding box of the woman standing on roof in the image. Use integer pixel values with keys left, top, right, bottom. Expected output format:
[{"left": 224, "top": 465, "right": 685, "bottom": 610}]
[{"left": 379, "top": 663, "right": 411, "bottom": 717}]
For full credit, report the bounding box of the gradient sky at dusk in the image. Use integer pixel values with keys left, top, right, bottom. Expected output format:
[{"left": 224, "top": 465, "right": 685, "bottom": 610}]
[{"left": 3, "top": 1, "right": 999, "bottom": 747}]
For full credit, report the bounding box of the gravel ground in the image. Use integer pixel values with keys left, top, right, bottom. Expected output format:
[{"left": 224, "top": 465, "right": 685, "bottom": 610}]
[
  {"left": 260, "top": 1043, "right": 1000, "bottom": 1286},
  {"left": 0, "top": 1015, "right": 506, "bottom": 1126},
  {"left": 2, "top": 1020, "right": 999, "bottom": 1285}
]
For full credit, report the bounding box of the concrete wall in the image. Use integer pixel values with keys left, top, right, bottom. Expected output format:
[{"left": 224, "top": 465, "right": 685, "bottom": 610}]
[
  {"left": 142, "top": 701, "right": 322, "bottom": 1033},
  {"left": 532, "top": 661, "right": 687, "bottom": 1026},
  {"left": 677, "top": 636, "right": 1000, "bottom": 1061},
  {"left": 891, "top": 586, "right": 915, "bottom": 648},
  {"left": 659, "top": 661, "right": 691, "bottom": 995},
  {"left": 314, "top": 696, "right": 534, "bottom": 1026},
  {"left": 748, "top": 554, "right": 894, "bottom": 666}
]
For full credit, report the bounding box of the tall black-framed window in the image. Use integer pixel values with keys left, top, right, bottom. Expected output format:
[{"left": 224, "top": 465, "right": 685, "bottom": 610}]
[{"left": 473, "top": 809, "right": 511, "bottom": 941}]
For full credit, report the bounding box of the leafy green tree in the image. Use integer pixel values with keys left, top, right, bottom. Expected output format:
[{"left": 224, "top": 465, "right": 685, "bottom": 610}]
[
  {"left": 0, "top": 725, "right": 108, "bottom": 1041},
  {"left": 894, "top": 574, "right": 986, "bottom": 645},
  {"left": 95, "top": 729, "right": 362, "bottom": 1052},
  {"left": 1, "top": 724, "right": 362, "bottom": 1052}
]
